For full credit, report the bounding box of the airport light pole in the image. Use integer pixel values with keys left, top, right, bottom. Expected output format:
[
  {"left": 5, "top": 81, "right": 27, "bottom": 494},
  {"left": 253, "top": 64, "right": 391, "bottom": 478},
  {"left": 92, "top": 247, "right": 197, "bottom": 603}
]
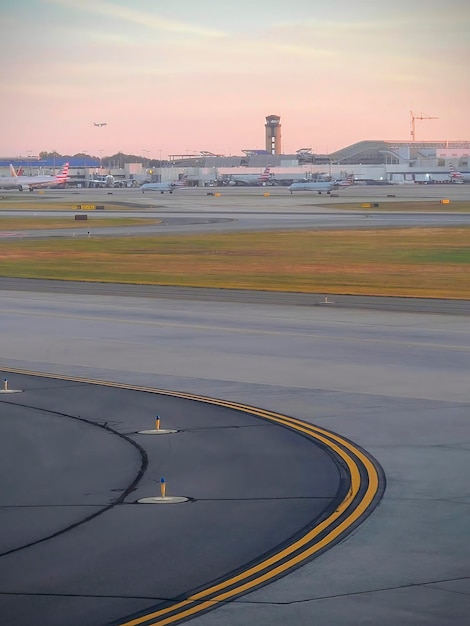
[
  {"left": 142, "top": 149, "right": 150, "bottom": 171},
  {"left": 82, "top": 150, "right": 88, "bottom": 186}
]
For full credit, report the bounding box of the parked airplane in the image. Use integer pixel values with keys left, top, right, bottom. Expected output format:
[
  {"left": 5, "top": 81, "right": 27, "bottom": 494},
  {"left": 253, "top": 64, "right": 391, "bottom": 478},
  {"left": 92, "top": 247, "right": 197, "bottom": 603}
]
[
  {"left": 0, "top": 163, "right": 69, "bottom": 191},
  {"left": 449, "top": 164, "right": 468, "bottom": 182},
  {"left": 230, "top": 166, "right": 272, "bottom": 186},
  {"left": 87, "top": 174, "right": 115, "bottom": 188},
  {"left": 141, "top": 175, "right": 188, "bottom": 194},
  {"left": 9, "top": 165, "right": 24, "bottom": 176},
  {"left": 93, "top": 122, "right": 107, "bottom": 127},
  {"left": 288, "top": 174, "right": 355, "bottom": 194}
]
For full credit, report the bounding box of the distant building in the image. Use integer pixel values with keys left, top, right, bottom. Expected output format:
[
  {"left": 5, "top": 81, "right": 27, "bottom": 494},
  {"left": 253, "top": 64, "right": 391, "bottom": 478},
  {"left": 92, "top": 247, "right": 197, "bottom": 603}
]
[{"left": 2, "top": 139, "right": 470, "bottom": 187}]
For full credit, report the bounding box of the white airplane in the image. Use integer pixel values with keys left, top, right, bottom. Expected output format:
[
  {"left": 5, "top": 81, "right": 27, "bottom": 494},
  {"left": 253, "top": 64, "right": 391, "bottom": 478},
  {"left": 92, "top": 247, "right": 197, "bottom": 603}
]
[
  {"left": 93, "top": 122, "right": 107, "bottom": 127},
  {"left": 0, "top": 163, "right": 69, "bottom": 191},
  {"left": 288, "top": 174, "right": 354, "bottom": 194},
  {"left": 87, "top": 174, "right": 115, "bottom": 188},
  {"left": 230, "top": 166, "right": 272, "bottom": 186},
  {"left": 141, "top": 175, "right": 188, "bottom": 194}
]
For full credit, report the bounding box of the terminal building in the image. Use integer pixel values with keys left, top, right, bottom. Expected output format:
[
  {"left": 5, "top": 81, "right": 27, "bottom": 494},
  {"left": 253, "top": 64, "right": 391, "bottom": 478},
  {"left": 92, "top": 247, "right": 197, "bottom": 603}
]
[
  {"left": 1, "top": 114, "right": 469, "bottom": 187},
  {"left": 164, "top": 139, "right": 470, "bottom": 186}
]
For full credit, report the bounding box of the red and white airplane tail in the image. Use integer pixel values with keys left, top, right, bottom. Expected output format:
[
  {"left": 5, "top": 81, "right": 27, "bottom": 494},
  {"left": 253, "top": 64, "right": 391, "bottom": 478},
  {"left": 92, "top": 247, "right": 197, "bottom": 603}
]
[
  {"left": 337, "top": 174, "right": 355, "bottom": 187},
  {"left": 449, "top": 164, "right": 462, "bottom": 180},
  {"left": 54, "top": 163, "right": 69, "bottom": 184},
  {"left": 9, "top": 164, "right": 24, "bottom": 177},
  {"left": 259, "top": 166, "right": 271, "bottom": 182}
]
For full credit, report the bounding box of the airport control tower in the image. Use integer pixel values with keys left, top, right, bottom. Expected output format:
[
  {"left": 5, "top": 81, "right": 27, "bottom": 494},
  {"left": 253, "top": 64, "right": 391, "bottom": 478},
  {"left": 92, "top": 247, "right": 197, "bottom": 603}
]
[{"left": 265, "top": 115, "right": 281, "bottom": 155}]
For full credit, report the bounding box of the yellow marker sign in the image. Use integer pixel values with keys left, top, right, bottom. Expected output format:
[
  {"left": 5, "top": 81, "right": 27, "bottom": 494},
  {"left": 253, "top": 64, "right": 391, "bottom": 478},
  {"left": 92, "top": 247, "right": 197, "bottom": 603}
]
[
  {"left": 361, "top": 203, "right": 371, "bottom": 208},
  {"left": 75, "top": 204, "right": 96, "bottom": 210},
  {"left": 440, "top": 199, "right": 450, "bottom": 204}
]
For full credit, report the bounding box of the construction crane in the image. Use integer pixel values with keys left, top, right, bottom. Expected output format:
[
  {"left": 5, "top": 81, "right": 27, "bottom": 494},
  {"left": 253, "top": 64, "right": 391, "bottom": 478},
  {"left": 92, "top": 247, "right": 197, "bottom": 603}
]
[{"left": 410, "top": 111, "right": 438, "bottom": 142}]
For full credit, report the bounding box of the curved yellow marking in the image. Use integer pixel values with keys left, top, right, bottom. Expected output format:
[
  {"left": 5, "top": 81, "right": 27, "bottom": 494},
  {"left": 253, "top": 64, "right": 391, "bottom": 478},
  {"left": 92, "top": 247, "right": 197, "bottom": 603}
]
[
  {"left": 121, "top": 417, "right": 376, "bottom": 626},
  {"left": 0, "top": 368, "right": 380, "bottom": 626}
]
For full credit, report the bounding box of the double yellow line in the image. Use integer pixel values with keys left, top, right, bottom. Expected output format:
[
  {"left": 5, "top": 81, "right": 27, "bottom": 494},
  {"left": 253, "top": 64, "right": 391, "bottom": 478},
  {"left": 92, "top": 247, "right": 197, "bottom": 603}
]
[{"left": 1, "top": 368, "right": 383, "bottom": 626}]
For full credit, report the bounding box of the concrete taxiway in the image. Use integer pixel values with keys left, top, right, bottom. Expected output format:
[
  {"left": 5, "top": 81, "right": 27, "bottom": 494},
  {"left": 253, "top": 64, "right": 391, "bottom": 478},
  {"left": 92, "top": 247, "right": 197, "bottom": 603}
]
[
  {"left": 0, "top": 184, "right": 469, "bottom": 625},
  {"left": 1, "top": 183, "right": 470, "bottom": 240}
]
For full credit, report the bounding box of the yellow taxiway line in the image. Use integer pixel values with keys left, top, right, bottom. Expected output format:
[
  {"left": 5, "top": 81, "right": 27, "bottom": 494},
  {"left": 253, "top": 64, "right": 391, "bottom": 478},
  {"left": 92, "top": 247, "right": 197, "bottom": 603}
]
[{"left": 0, "top": 367, "right": 383, "bottom": 626}]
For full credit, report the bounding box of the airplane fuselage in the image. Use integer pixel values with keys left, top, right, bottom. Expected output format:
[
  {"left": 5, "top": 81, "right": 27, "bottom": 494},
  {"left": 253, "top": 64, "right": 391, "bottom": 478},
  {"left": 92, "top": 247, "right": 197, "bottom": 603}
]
[
  {"left": 230, "top": 177, "right": 270, "bottom": 186},
  {"left": 141, "top": 182, "right": 176, "bottom": 193},
  {"left": 453, "top": 171, "right": 470, "bottom": 183},
  {"left": 288, "top": 182, "right": 335, "bottom": 194},
  {"left": 0, "top": 178, "right": 25, "bottom": 190},
  {"left": 0, "top": 163, "right": 69, "bottom": 191},
  {"left": 0, "top": 174, "right": 58, "bottom": 191}
]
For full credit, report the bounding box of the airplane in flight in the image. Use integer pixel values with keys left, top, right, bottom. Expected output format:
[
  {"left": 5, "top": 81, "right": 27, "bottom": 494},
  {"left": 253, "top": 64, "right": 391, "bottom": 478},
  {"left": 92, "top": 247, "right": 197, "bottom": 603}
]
[
  {"left": 141, "top": 175, "right": 188, "bottom": 194},
  {"left": 288, "top": 174, "right": 355, "bottom": 194},
  {"left": 230, "top": 166, "right": 272, "bottom": 186},
  {"left": 93, "top": 122, "right": 107, "bottom": 127},
  {"left": 0, "top": 163, "right": 69, "bottom": 191}
]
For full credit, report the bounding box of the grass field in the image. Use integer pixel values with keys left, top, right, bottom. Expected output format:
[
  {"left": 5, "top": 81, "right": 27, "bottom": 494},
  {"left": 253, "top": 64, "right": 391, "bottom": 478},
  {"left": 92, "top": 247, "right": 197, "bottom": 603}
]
[{"left": 1, "top": 227, "right": 469, "bottom": 299}]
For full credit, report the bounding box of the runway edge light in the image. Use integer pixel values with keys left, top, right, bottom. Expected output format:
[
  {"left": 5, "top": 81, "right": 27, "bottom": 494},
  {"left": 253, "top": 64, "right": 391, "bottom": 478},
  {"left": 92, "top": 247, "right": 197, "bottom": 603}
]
[
  {"left": 137, "top": 475, "right": 189, "bottom": 504},
  {"left": 1, "top": 378, "right": 22, "bottom": 394},
  {"left": 137, "top": 413, "right": 178, "bottom": 435}
]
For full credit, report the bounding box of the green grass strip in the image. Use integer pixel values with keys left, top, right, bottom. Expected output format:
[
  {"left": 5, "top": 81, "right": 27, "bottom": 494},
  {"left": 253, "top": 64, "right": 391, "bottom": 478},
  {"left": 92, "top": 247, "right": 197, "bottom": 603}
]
[{"left": 0, "top": 228, "right": 469, "bottom": 299}]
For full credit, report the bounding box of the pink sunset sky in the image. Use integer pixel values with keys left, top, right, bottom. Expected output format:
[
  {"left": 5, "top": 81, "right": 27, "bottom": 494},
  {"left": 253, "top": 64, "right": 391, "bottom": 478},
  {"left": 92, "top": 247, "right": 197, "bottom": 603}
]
[{"left": 1, "top": 0, "right": 469, "bottom": 159}]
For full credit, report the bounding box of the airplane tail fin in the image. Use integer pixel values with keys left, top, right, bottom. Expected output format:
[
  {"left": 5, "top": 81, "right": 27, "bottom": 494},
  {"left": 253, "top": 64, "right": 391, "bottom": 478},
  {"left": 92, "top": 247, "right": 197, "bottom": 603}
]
[
  {"left": 449, "top": 164, "right": 462, "bottom": 179},
  {"left": 9, "top": 164, "right": 18, "bottom": 178},
  {"left": 338, "top": 174, "right": 355, "bottom": 187},
  {"left": 174, "top": 174, "right": 188, "bottom": 187},
  {"left": 259, "top": 166, "right": 271, "bottom": 182},
  {"left": 55, "top": 163, "right": 69, "bottom": 184}
]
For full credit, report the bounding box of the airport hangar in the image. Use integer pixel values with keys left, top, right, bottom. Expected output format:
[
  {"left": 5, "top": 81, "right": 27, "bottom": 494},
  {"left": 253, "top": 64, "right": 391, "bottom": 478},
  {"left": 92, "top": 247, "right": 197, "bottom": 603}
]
[{"left": 1, "top": 139, "right": 470, "bottom": 187}]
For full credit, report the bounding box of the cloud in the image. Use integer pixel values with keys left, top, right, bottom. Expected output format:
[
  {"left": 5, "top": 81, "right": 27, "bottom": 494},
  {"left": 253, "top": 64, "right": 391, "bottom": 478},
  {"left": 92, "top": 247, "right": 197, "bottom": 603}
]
[{"left": 44, "top": 0, "right": 226, "bottom": 38}]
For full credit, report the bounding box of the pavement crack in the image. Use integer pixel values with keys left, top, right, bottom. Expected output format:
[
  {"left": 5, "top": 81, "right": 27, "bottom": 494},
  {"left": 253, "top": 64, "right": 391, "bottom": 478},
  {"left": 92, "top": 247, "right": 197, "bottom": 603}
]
[
  {"left": 178, "top": 424, "right": 270, "bottom": 432},
  {"left": 385, "top": 496, "right": 470, "bottom": 505},
  {"left": 424, "top": 584, "right": 470, "bottom": 597},
  {"left": 231, "top": 575, "right": 470, "bottom": 605},
  {"left": 6, "top": 576, "right": 468, "bottom": 608},
  {"left": 0, "top": 504, "right": 113, "bottom": 508},
  {"left": 0, "top": 591, "right": 162, "bottom": 600},
  {"left": 0, "top": 398, "right": 148, "bottom": 558},
  {"left": 193, "top": 496, "right": 334, "bottom": 502}
]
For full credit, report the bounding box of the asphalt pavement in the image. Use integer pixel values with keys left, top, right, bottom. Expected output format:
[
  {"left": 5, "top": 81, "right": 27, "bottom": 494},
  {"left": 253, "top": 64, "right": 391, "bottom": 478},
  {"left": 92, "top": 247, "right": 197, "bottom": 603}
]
[
  {"left": 0, "top": 371, "right": 375, "bottom": 626},
  {"left": 0, "top": 185, "right": 469, "bottom": 625}
]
